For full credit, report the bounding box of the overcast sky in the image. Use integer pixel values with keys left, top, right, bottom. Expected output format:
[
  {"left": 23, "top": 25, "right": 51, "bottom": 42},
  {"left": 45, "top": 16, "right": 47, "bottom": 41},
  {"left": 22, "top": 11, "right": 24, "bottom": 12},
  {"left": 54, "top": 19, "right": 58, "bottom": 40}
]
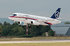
[{"left": 0, "top": 0, "right": 70, "bottom": 20}]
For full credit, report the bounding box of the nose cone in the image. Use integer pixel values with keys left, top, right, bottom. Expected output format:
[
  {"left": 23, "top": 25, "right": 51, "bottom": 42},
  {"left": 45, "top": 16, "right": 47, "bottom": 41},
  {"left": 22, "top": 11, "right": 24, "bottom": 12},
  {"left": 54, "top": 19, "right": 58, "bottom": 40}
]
[
  {"left": 8, "top": 16, "right": 11, "bottom": 19},
  {"left": 8, "top": 16, "right": 13, "bottom": 20}
]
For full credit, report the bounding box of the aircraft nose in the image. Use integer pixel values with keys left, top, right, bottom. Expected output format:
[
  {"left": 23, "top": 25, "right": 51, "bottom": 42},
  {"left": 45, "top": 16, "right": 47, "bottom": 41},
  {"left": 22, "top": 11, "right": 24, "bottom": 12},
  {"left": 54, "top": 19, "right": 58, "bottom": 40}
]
[
  {"left": 8, "top": 16, "right": 12, "bottom": 20},
  {"left": 8, "top": 16, "right": 10, "bottom": 18}
]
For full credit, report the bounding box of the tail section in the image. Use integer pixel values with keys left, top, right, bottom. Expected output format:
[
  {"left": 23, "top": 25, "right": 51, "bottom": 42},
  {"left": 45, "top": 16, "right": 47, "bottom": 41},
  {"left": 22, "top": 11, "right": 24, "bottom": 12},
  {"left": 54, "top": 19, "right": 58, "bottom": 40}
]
[{"left": 51, "top": 8, "right": 61, "bottom": 19}]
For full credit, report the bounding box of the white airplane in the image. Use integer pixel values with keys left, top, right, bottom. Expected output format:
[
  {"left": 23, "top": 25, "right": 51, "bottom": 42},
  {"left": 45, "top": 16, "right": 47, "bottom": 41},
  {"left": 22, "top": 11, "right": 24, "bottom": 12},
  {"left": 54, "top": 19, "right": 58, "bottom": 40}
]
[{"left": 8, "top": 8, "right": 61, "bottom": 25}]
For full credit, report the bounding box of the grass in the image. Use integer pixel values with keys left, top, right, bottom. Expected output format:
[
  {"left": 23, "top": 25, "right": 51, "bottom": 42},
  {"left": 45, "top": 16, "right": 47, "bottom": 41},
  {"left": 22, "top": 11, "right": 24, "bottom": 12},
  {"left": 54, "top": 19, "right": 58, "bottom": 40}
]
[
  {"left": 0, "top": 36, "right": 70, "bottom": 41},
  {"left": 0, "top": 42, "right": 70, "bottom": 46}
]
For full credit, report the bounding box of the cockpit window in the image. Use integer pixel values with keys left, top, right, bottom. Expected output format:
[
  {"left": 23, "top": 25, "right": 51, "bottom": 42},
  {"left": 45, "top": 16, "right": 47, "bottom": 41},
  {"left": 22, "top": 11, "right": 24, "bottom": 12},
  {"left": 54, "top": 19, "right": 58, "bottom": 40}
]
[{"left": 13, "top": 14, "right": 16, "bottom": 16}]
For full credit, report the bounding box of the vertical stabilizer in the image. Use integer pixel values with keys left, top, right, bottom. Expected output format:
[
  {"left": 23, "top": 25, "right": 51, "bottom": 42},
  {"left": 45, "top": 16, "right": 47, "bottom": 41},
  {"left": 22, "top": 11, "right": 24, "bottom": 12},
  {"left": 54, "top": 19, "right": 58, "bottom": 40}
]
[{"left": 51, "top": 8, "right": 61, "bottom": 19}]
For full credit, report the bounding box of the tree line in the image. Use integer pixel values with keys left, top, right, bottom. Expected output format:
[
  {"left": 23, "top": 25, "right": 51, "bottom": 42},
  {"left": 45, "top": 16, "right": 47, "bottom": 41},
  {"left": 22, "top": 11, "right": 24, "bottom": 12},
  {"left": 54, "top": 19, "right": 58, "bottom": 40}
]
[{"left": 0, "top": 21, "right": 55, "bottom": 37}]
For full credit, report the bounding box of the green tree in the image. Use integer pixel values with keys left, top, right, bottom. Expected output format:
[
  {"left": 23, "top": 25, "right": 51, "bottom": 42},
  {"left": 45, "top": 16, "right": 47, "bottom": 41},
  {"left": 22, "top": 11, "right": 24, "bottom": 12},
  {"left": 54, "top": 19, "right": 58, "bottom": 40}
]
[
  {"left": 28, "top": 25, "right": 51, "bottom": 36},
  {"left": 2, "top": 25, "right": 11, "bottom": 36},
  {"left": 0, "top": 23, "right": 2, "bottom": 26},
  {"left": 64, "top": 22, "right": 70, "bottom": 24},
  {"left": 11, "top": 26, "right": 24, "bottom": 36},
  {"left": 3, "top": 21, "right": 10, "bottom": 25},
  {"left": 1, "top": 21, "right": 52, "bottom": 37},
  {"left": 2, "top": 21, "right": 11, "bottom": 36},
  {"left": 48, "top": 30, "right": 55, "bottom": 36},
  {"left": 0, "top": 26, "right": 2, "bottom": 37}
]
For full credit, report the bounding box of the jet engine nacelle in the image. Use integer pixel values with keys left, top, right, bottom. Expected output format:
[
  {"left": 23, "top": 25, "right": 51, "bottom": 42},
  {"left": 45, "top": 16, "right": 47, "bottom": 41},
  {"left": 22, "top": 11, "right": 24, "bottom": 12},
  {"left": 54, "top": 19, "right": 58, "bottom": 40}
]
[
  {"left": 17, "top": 21, "right": 21, "bottom": 24},
  {"left": 15, "top": 21, "right": 24, "bottom": 25},
  {"left": 31, "top": 21, "right": 34, "bottom": 24},
  {"left": 30, "top": 20, "right": 40, "bottom": 25}
]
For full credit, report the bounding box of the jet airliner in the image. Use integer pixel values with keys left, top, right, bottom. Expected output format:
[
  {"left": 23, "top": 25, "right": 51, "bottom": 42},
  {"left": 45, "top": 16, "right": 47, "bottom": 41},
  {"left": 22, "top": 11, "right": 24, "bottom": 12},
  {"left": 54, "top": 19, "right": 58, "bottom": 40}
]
[{"left": 8, "top": 8, "right": 61, "bottom": 25}]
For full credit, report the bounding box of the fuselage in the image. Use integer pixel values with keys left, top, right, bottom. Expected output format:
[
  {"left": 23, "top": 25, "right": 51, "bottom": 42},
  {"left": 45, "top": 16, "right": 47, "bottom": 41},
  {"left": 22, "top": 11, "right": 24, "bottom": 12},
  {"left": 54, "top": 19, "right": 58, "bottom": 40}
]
[{"left": 8, "top": 13, "right": 61, "bottom": 25}]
